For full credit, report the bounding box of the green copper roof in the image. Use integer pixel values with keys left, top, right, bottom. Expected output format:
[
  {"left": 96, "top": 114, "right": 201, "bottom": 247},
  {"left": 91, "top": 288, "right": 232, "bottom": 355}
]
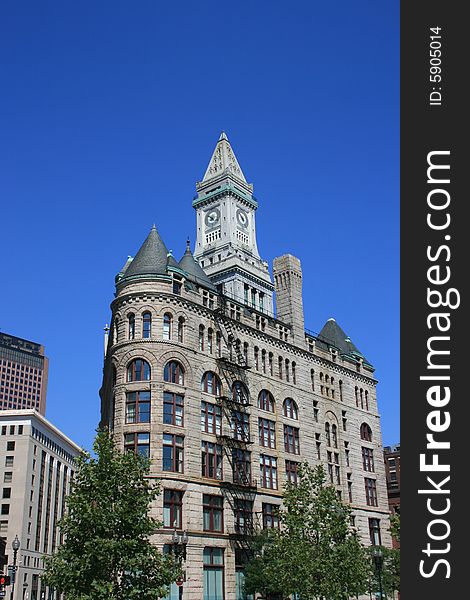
[
  {"left": 316, "top": 318, "right": 372, "bottom": 366},
  {"left": 178, "top": 240, "right": 217, "bottom": 291},
  {"left": 118, "top": 225, "right": 170, "bottom": 282}
]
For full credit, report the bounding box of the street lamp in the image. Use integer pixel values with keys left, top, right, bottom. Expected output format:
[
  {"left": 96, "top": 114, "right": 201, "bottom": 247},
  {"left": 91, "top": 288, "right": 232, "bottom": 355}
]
[
  {"left": 171, "top": 529, "right": 188, "bottom": 600},
  {"left": 10, "top": 535, "right": 20, "bottom": 600},
  {"left": 372, "top": 547, "right": 385, "bottom": 600}
]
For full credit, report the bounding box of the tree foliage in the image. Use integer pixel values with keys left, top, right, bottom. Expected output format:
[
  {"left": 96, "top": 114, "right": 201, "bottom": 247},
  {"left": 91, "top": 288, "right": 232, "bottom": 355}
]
[
  {"left": 244, "top": 463, "right": 369, "bottom": 600},
  {"left": 42, "top": 429, "right": 180, "bottom": 600}
]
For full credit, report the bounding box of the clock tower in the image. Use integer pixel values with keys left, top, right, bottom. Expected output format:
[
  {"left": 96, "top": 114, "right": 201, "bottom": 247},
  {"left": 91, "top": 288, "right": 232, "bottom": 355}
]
[{"left": 193, "top": 132, "right": 274, "bottom": 315}]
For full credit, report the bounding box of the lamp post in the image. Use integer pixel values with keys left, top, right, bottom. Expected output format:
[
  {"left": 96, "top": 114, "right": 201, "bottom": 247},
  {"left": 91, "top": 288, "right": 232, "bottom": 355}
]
[
  {"left": 171, "top": 529, "right": 188, "bottom": 600},
  {"left": 372, "top": 547, "right": 385, "bottom": 600},
  {"left": 10, "top": 536, "right": 20, "bottom": 600}
]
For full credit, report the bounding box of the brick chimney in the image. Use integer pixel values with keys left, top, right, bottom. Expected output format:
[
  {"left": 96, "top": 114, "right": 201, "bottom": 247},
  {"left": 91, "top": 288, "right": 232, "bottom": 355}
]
[{"left": 273, "top": 254, "right": 305, "bottom": 345}]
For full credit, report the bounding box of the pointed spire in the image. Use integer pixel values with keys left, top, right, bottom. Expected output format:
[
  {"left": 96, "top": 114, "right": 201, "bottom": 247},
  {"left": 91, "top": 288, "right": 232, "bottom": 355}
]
[
  {"left": 316, "top": 318, "right": 371, "bottom": 365},
  {"left": 179, "top": 243, "right": 216, "bottom": 291},
  {"left": 202, "top": 131, "right": 247, "bottom": 184},
  {"left": 123, "top": 225, "right": 170, "bottom": 279}
]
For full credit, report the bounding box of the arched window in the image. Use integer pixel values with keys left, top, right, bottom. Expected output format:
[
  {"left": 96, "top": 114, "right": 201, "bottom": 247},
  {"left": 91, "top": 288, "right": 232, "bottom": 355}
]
[
  {"left": 339, "top": 380, "right": 343, "bottom": 402},
  {"left": 127, "top": 359, "right": 151, "bottom": 382},
  {"left": 283, "top": 398, "right": 298, "bottom": 420},
  {"left": 285, "top": 359, "right": 290, "bottom": 382},
  {"left": 332, "top": 424, "right": 338, "bottom": 448},
  {"left": 360, "top": 423, "right": 373, "bottom": 442},
  {"left": 128, "top": 313, "right": 135, "bottom": 340},
  {"left": 142, "top": 312, "right": 152, "bottom": 339},
  {"left": 199, "top": 325, "right": 205, "bottom": 351},
  {"left": 292, "top": 362, "right": 296, "bottom": 384},
  {"left": 201, "top": 372, "right": 222, "bottom": 396},
  {"left": 163, "top": 313, "right": 173, "bottom": 340},
  {"left": 178, "top": 317, "right": 185, "bottom": 343},
  {"left": 311, "top": 369, "right": 315, "bottom": 391},
  {"left": 365, "top": 390, "right": 369, "bottom": 411},
  {"left": 216, "top": 331, "right": 221, "bottom": 357},
  {"left": 325, "top": 422, "right": 331, "bottom": 446},
  {"left": 113, "top": 317, "right": 119, "bottom": 344},
  {"left": 232, "top": 381, "right": 249, "bottom": 405},
  {"left": 244, "top": 342, "right": 249, "bottom": 366},
  {"left": 258, "top": 390, "right": 275, "bottom": 413},
  {"left": 208, "top": 328, "right": 213, "bottom": 354},
  {"left": 355, "top": 386, "right": 359, "bottom": 407},
  {"left": 164, "top": 360, "right": 185, "bottom": 385},
  {"left": 254, "top": 347, "right": 259, "bottom": 371}
]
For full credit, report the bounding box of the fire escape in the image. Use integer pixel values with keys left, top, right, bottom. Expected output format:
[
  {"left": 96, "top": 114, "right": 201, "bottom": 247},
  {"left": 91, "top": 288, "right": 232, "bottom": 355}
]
[{"left": 213, "top": 295, "right": 258, "bottom": 556}]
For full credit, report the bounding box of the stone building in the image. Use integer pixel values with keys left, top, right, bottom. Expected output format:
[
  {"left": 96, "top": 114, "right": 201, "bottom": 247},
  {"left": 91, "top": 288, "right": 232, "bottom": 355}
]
[
  {"left": 384, "top": 443, "right": 400, "bottom": 549},
  {"left": 100, "top": 133, "right": 391, "bottom": 599},
  {"left": 0, "top": 410, "right": 81, "bottom": 600}
]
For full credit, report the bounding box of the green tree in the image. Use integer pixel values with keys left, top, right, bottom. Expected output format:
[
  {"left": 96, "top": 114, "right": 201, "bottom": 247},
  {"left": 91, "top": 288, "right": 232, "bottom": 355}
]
[
  {"left": 244, "top": 463, "right": 369, "bottom": 600},
  {"left": 42, "top": 428, "right": 181, "bottom": 600}
]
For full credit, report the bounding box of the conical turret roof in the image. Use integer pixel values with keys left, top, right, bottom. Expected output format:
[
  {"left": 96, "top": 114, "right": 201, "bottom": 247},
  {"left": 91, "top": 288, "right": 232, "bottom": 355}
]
[
  {"left": 316, "top": 318, "right": 371, "bottom": 365},
  {"left": 179, "top": 240, "right": 217, "bottom": 291},
  {"left": 123, "top": 225, "right": 170, "bottom": 279}
]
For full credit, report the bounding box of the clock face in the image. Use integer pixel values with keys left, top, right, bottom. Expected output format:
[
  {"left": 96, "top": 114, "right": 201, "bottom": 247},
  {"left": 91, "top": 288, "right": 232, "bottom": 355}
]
[
  {"left": 204, "top": 207, "right": 220, "bottom": 228},
  {"left": 236, "top": 208, "right": 249, "bottom": 228}
]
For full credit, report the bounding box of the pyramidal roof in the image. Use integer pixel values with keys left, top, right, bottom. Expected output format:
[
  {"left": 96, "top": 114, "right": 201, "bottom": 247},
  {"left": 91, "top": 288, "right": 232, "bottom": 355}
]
[
  {"left": 316, "top": 318, "right": 371, "bottom": 365},
  {"left": 179, "top": 240, "right": 217, "bottom": 291},
  {"left": 202, "top": 131, "right": 247, "bottom": 184},
  {"left": 122, "top": 225, "right": 170, "bottom": 280}
]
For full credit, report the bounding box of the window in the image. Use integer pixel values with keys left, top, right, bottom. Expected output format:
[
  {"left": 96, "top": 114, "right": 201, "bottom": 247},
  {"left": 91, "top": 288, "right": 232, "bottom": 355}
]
[
  {"left": 259, "top": 455, "right": 278, "bottom": 489},
  {"left": 163, "top": 490, "right": 183, "bottom": 528},
  {"left": 203, "top": 548, "right": 224, "bottom": 600},
  {"left": 201, "top": 372, "right": 222, "bottom": 396},
  {"left": 124, "top": 432, "right": 150, "bottom": 458},
  {"left": 292, "top": 362, "right": 296, "bottom": 384},
  {"left": 332, "top": 424, "right": 338, "bottom": 448},
  {"left": 325, "top": 423, "right": 331, "bottom": 446},
  {"left": 208, "top": 328, "right": 214, "bottom": 354},
  {"left": 201, "top": 402, "right": 222, "bottom": 435},
  {"left": 339, "top": 380, "right": 343, "bottom": 401},
  {"left": 201, "top": 442, "right": 223, "bottom": 480},
  {"left": 6, "top": 441, "right": 15, "bottom": 451},
  {"left": 347, "top": 474, "right": 353, "bottom": 502},
  {"left": 5, "top": 456, "right": 13, "bottom": 467},
  {"left": 127, "top": 359, "right": 151, "bottom": 382},
  {"left": 216, "top": 332, "right": 222, "bottom": 357},
  {"left": 163, "top": 434, "right": 184, "bottom": 473},
  {"left": 362, "top": 447, "right": 375, "bottom": 472},
  {"left": 365, "top": 390, "right": 369, "bottom": 410},
  {"left": 369, "top": 518, "right": 382, "bottom": 545},
  {"left": 163, "top": 392, "right": 184, "bottom": 427},
  {"left": 142, "top": 312, "right": 152, "bottom": 338},
  {"left": 311, "top": 369, "right": 315, "bottom": 390},
  {"left": 259, "top": 418, "right": 276, "bottom": 449},
  {"left": 360, "top": 423, "right": 373, "bottom": 442},
  {"left": 268, "top": 352, "right": 273, "bottom": 375},
  {"left": 203, "top": 495, "right": 224, "bottom": 532},
  {"left": 163, "top": 313, "right": 173, "bottom": 340},
  {"left": 285, "top": 460, "right": 299, "bottom": 485},
  {"left": 284, "top": 425, "right": 300, "bottom": 454},
  {"left": 234, "top": 499, "right": 253, "bottom": 534},
  {"left": 365, "top": 478, "right": 378, "bottom": 506},
  {"left": 1, "top": 504, "right": 9, "bottom": 515},
  {"left": 262, "top": 503, "right": 279, "bottom": 529},
  {"left": 258, "top": 389, "right": 275, "bottom": 413},
  {"left": 278, "top": 356, "right": 283, "bottom": 379},
  {"left": 125, "top": 391, "right": 151, "bottom": 423},
  {"left": 283, "top": 398, "right": 298, "bottom": 420},
  {"left": 3, "top": 472, "right": 12, "bottom": 483},
  {"left": 177, "top": 317, "right": 185, "bottom": 343},
  {"left": 285, "top": 359, "right": 289, "bottom": 382},
  {"left": 2, "top": 488, "right": 11, "bottom": 499},
  {"left": 232, "top": 449, "right": 251, "bottom": 486},
  {"left": 163, "top": 360, "right": 185, "bottom": 385},
  {"left": 128, "top": 313, "right": 135, "bottom": 340},
  {"left": 229, "top": 411, "right": 249, "bottom": 442},
  {"left": 199, "top": 325, "right": 205, "bottom": 351},
  {"left": 232, "top": 381, "right": 249, "bottom": 405}
]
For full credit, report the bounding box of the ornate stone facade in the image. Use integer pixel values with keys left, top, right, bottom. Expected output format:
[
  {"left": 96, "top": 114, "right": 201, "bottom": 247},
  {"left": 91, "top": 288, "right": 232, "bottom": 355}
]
[{"left": 100, "top": 133, "right": 391, "bottom": 599}]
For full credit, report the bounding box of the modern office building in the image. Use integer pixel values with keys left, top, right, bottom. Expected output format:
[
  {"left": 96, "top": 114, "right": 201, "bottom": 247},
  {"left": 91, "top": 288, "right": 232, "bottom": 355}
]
[
  {"left": 99, "top": 133, "right": 391, "bottom": 599},
  {"left": 0, "top": 410, "right": 81, "bottom": 599},
  {"left": 0, "top": 334, "right": 49, "bottom": 416}
]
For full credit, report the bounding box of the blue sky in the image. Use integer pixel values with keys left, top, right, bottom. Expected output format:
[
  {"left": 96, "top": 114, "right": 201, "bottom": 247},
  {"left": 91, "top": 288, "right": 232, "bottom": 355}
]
[{"left": 0, "top": 1, "right": 399, "bottom": 450}]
